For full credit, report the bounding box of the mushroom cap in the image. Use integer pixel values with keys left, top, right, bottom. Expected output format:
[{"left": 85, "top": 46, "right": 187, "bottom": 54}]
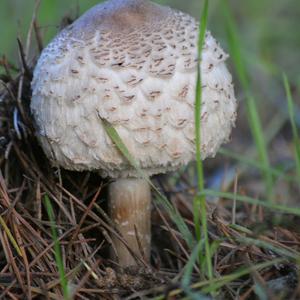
[{"left": 31, "top": 0, "right": 237, "bottom": 178}]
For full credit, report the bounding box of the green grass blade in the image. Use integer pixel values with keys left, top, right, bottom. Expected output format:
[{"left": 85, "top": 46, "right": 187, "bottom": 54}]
[
  {"left": 236, "top": 236, "right": 300, "bottom": 260},
  {"left": 101, "top": 118, "right": 194, "bottom": 248},
  {"left": 220, "top": 2, "right": 249, "bottom": 91},
  {"left": 101, "top": 119, "right": 140, "bottom": 171},
  {"left": 221, "top": 0, "right": 273, "bottom": 201},
  {"left": 283, "top": 73, "right": 300, "bottom": 182},
  {"left": 219, "top": 148, "right": 296, "bottom": 182},
  {"left": 194, "top": 0, "right": 213, "bottom": 280},
  {"left": 181, "top": 240, "right": 210, "bottom": 300},
  {"left": 254, "top": 281, "right": 268, "bottom": 300},
  {"left": 201, "top": 189, "right": 300, "bottom": 216},
  {"left": 195, "top": 0, "right": 208, "bottom": 197},
  {"left": 0, "top": 215, "right": 22, "bottom": 256},
  {"left": 44, "top": 195, "right": 70, "bottom": 300}
]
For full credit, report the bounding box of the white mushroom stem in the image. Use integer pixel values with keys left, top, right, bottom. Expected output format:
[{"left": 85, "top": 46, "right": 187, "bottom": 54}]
[{"left": 108, "top": 178, "right": 151, "bottom": 267}]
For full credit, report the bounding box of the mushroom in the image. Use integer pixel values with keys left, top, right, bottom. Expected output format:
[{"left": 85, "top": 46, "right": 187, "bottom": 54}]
[{"left": 31, "top": 0, "right": 237, "bottom": 267}]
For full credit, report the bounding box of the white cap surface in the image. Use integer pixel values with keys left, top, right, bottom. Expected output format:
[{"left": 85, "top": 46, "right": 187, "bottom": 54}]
[{"left": 31, "top": 0, "right": 237, "bottom": 178}]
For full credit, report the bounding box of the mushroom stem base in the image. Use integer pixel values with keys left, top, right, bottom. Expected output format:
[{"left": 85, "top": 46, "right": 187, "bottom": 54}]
[{"left": 109, "top": 178, "right": 151, "bottom": 267}]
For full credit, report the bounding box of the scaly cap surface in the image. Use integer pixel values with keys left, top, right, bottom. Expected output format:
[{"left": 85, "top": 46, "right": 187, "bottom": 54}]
[{"left": 31, "top": 0, "right": 237, "bottom": 178}]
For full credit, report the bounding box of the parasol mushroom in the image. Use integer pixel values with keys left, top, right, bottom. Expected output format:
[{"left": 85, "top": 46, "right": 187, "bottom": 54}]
[{"left": 31, "top": 0, "right": 237, "bottom": 267}]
